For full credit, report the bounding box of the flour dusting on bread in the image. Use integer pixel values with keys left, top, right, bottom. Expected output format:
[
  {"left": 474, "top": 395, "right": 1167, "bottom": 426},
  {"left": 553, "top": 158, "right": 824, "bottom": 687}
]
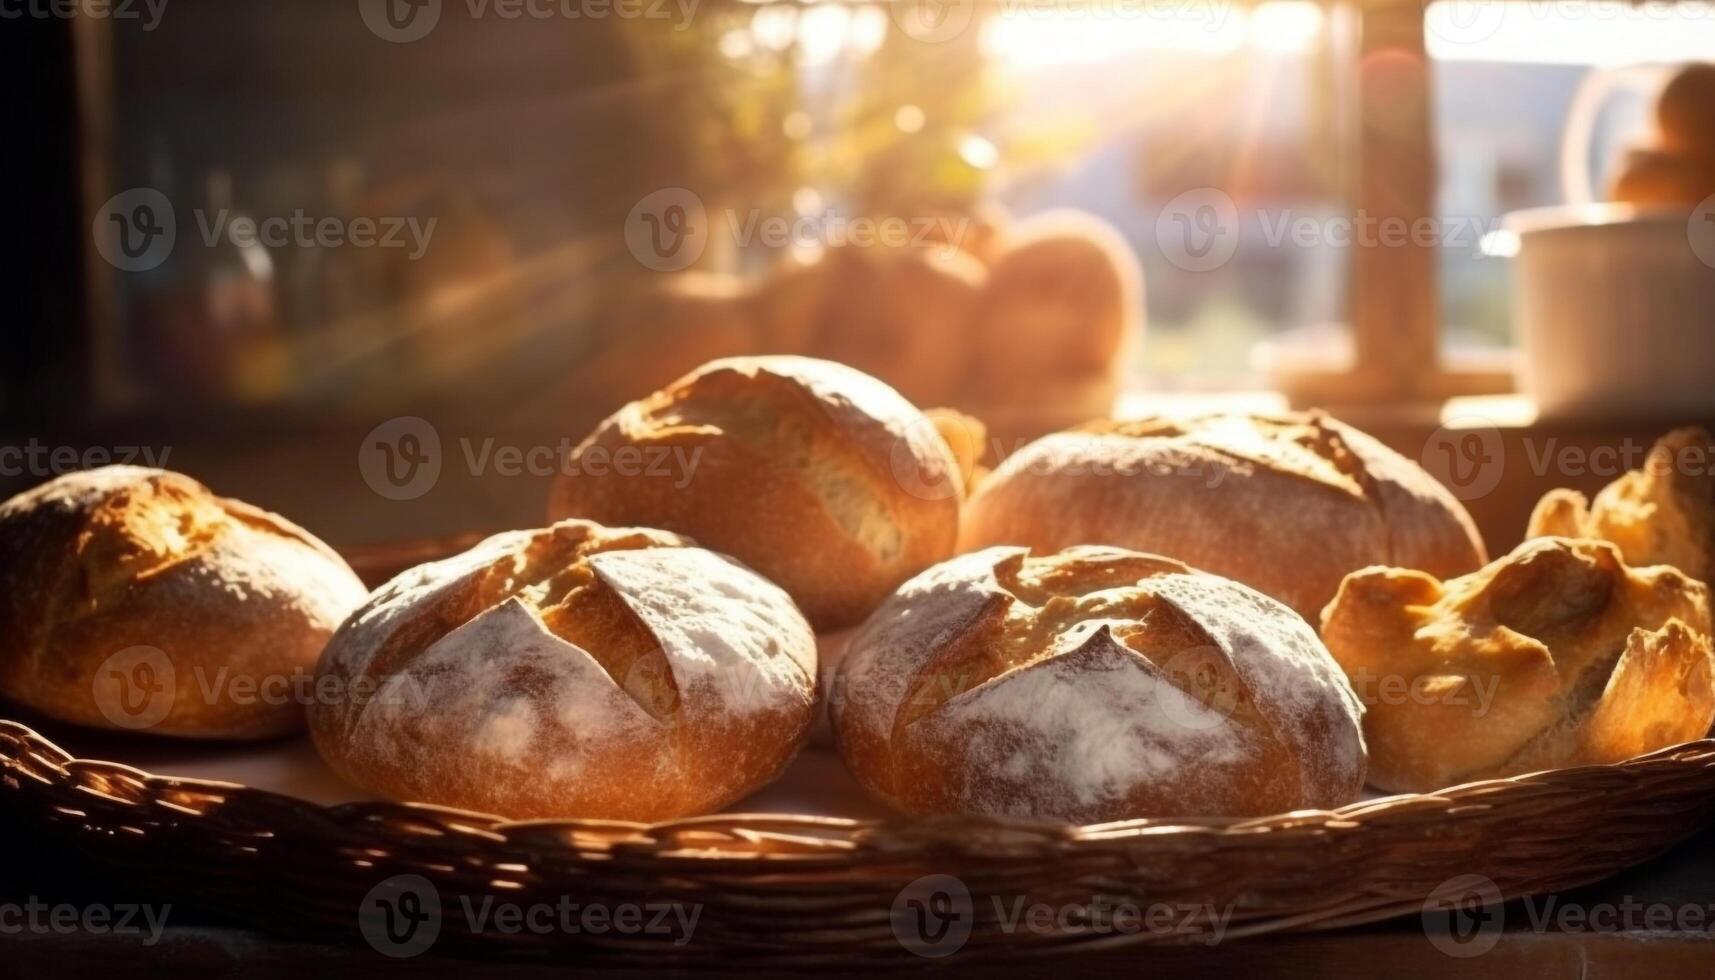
[
  {"left": 833, "top": 545, "right": 1368, "bottom": 821},
  {"left": 310, "top": 519, "right": 818, "bottom": 820}
]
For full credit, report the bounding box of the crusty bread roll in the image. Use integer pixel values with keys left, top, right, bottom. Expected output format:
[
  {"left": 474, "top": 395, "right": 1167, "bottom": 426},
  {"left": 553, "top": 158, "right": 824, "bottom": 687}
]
[
  {"left": 548, "top": 356, "right": 964, "bottom": 630},
  {"left": 0, "top": 466, "right": 367, "bottom": 738},
  {"left": 831, "top": 545, "right": 1367, "bottom": 822},
  {"left": 959, "top": 412, "right": 1487, "bottom": 621},
  {"left": 1322, "top": 537, "right": 1715, "bottom": 794},
  {"left": 309, "top": 520, "right": 817, "bottom": 820},
  {"left": 1529, "top": 427, "right": 1715, "bottom": 585}
]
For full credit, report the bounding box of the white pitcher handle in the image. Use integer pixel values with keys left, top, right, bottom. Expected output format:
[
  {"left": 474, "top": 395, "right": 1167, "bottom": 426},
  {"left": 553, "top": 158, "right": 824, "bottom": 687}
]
[{"left": 1561, "top": 64, "right": 1666, "bottom": 205}]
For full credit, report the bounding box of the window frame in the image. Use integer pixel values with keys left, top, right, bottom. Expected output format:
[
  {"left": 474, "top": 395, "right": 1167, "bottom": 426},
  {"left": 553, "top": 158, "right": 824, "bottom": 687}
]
[{"left": 1268, "top": 0, "right": 1515, "bottom": 407}]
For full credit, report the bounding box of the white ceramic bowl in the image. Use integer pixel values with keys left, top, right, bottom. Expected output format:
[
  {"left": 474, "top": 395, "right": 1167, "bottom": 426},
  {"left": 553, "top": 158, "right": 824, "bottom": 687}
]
[{"left": 1502, "top": 202, "right": 1715, "bottom": 419}]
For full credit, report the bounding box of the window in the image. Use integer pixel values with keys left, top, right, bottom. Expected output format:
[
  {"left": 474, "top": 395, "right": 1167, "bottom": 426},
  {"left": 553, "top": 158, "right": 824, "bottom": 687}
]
[
  {"left": 67, "top": 0, "right": 1715, "bottom": 427},
  {"left": 1430, "top": 1, "right": 1715, "bottom": 357}
]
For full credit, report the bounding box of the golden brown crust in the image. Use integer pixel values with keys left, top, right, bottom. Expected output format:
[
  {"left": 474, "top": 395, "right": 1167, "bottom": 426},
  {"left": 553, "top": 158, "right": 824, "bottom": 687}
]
[
  {"left": 548, "top": 356, "right": 963, "bottom": 630},
  {"left": 924, "top": 407, "right": 988, "bottom": 495},
  {"left": 1320, "top": 537, "right": 1715, "bottom": 793},
  {"left": 1527, "top": 427, "right": 1715, "bottom": 584},
  {"left": 831, "top": 545, "right": 1367, "bottom": 822},
  {"left": 309, "top": 520, "right": 818, "bottom": 821},
  {"left": 959, "top": 412, "right": 1488, "bottom": 621},
  {"left": 0, "top": 466, "right": 368, "bottom": 739}
]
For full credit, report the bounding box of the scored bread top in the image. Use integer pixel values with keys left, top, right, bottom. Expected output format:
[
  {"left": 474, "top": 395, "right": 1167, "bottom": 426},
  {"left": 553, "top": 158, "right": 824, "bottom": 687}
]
[
  {"left": 1321, "top": 536, "right": 1715, "bottom": 792},
  {"left": 960, "top": 411, "right": 1487, "bottom": 620},
  {"left": 833, "top": 545, "right": 1366, "bottom": 822},
  {"left": 310, "top": 519, "right": 818, "bottom": 819},
  {"left": 0, "top": 466, "right": 367, "bottom": 736}
]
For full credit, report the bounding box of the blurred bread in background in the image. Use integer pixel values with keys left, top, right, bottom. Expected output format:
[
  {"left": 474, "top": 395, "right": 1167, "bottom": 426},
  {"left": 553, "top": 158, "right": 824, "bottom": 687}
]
[
  {"left": 815, "top": 246, "right": 987, "bottom": 407},
  {"left": 1608, "top": 62, "right": 1715, "bottom": 206},
  {"left": 968, "top": 210, "right": 1142, "bottom": 405},
  {"left": 575, "top": 272, "right": 761, "bottom": 406},
  {"left": 1608, "top": 147, "right": 1715, "bottom": 206},
  {"left": 754, "top": 253, "right": 832, "bottom": 356},
  {"left": 1656, "top": 62, "right": 1715, "bottom": 164},
  {"left": 917, "top": 201, "right": 1009, "bottom": 268},
  {"left": 567, "top": 205, "right": 1143, "bottom": 447}
]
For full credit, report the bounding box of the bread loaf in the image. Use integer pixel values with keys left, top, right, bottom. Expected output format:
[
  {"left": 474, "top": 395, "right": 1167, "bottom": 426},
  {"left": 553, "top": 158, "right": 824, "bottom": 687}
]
[
  {"left": 548, "top": 356, "right": 964, "bottom": 630},
  {"left": 309, "top": 519, "right": 817, "bottom": 820},
  {"left": 0, "top": 466, "right": 367, "bottom": 738},
  {"left": 959, "top": 412, "right": 1487, "bottom": 620},
  {"left": 1321, "top": 537, "right": 1715, "bottom": 793},
  {"left": 831, "top": 545, "right": 1367, "bottom": 822}
]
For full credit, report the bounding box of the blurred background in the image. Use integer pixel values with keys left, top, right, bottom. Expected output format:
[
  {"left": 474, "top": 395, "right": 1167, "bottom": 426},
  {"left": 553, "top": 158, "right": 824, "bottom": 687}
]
[{"left": 5, "top": 0, "right": 1715, "bottom": 546}]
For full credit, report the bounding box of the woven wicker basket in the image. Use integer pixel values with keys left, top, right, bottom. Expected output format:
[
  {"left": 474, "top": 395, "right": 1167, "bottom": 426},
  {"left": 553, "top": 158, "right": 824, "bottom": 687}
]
[{"left": 2, "top": 535, "right": 1713, "bottom": 965}]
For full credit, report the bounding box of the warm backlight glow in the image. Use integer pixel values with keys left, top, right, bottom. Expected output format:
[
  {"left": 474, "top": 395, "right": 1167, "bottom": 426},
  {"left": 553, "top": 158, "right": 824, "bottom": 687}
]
[
  {"left": 983, "top": 1, "right": 1326, "bottom": 70},
  {"left": 1426, "top": 1, "right": 1715, "bottom": 65}
]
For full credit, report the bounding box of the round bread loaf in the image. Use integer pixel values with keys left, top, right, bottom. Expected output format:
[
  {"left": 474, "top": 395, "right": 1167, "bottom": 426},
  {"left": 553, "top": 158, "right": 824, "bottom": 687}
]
[
  {"left": 959, "top": 412, "right": 1487, "bottom": 621},
  {"left": 548, "top": 356, "right": 964, "bottom": 630},
  {"left": 830, "top": 545, "right": 1367, "bottom": 822},
  {"left": 1322, "top": 537, "right": 1715, "bottom": 793},
  {"left": 0, "top": 466, "right": 367, "bottom": 738},
  {"left": 309, "top": 520, "right": 817, "bottom": 820}
]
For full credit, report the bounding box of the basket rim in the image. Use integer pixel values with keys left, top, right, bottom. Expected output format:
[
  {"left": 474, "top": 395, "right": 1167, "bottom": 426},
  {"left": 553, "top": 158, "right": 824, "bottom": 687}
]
[
  {"left": 6, "top": 716, "right": 1714, "bottom": 841},
  {"left": 10, "top": 716, "right": 1715, "bottom": 963}
]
